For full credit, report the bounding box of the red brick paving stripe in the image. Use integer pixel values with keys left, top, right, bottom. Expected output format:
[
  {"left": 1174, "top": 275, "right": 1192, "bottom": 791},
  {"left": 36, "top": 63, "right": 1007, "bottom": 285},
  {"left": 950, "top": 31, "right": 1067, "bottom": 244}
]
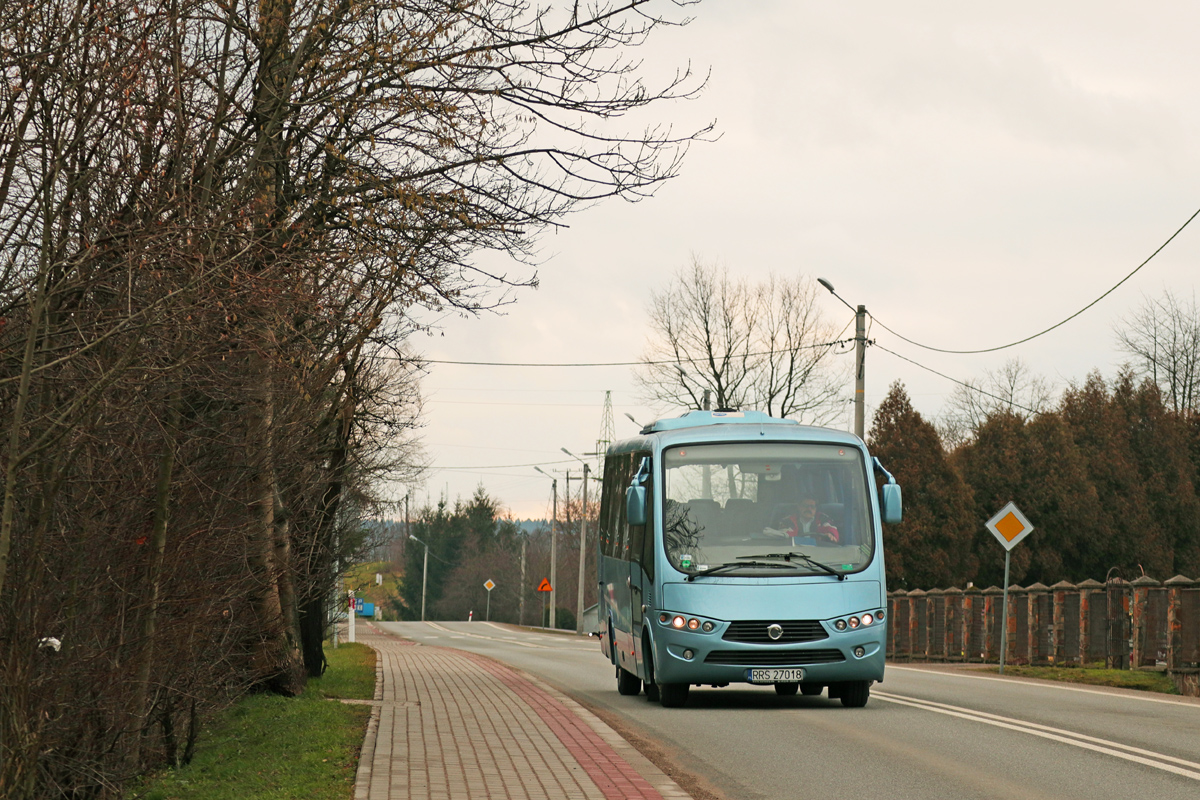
[{"left": 455, "top": 649, "right": 666, "bottom": 800}]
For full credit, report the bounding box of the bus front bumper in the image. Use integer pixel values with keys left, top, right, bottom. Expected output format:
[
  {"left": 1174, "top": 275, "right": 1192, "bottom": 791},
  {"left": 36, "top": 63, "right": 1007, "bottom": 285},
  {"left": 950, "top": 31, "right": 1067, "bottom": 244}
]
[{"left": 651, "top": 624, "right": 887, "bottom": 686}]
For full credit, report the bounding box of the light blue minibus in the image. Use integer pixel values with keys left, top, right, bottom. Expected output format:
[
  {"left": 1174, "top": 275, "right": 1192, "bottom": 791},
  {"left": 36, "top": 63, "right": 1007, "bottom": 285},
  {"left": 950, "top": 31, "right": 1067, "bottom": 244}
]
[{"left": 597, "top": 409, "right": 902, "bottom": 708}]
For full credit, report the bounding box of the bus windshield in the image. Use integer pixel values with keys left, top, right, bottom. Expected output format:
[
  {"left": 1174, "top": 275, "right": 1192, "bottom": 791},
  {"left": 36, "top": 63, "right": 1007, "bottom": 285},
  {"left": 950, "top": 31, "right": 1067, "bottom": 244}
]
[{"left": 661, "top": 442, "right": 873, "bottom": 577}]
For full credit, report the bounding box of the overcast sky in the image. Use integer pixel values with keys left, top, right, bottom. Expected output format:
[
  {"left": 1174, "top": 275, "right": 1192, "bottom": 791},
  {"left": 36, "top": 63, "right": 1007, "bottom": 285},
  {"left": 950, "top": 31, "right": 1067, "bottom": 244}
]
[{"left": 394, "top": 1, "right": 1200, "bottom": 520}]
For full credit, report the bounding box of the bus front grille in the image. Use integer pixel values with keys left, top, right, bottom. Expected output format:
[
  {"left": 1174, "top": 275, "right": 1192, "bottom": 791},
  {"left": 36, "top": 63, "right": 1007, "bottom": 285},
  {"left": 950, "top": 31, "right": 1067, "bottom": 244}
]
[
  {"left": 722, "top": 620, "right": 828, "bottom": 644},
  {"left": 704, "top": 648, "right": 845, "bottom": 666}
]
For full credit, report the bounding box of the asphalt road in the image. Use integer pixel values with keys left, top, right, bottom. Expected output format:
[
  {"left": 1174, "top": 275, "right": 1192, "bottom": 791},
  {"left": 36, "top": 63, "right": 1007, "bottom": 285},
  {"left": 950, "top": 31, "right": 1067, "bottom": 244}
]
[{"left": 377, "top": 621, "right": 1200, "bottom": 800}]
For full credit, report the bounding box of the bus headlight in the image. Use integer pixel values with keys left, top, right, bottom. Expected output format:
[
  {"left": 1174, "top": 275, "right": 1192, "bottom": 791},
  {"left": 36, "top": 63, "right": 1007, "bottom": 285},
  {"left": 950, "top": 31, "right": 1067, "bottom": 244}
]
[{"left": 658, "top": 613, "right": 719, "bottom": 633}]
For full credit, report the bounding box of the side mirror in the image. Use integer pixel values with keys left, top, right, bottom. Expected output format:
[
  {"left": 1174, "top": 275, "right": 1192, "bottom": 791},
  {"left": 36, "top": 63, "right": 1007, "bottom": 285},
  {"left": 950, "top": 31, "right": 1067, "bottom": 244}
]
[
  {"left": 626, "top": 485, "right": 647, "bottom": 526},
  {"left": 880, "top": 483, "right": 902, "bottom": 525}
]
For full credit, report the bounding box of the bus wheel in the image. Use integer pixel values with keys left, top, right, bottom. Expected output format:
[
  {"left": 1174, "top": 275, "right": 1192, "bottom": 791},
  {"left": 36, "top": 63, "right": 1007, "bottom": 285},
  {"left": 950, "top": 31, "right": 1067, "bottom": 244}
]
[
  {"left": 643, "top": 645, "right": 661, "bottom": 702},
  {"left": 840, "top": 680, "right": 870, "bottom": 707},
  {"left": 659, "top": 682, "right": 689, "bottom": 708},
  {"left": 800, "top": 683, "right": 824, "bottom": 696},
  {"left": 617, "top": 667, "right": 642, "bottom": 696},
  {"left": 774, "top": 682, "right": 799, "bottom": 696}
]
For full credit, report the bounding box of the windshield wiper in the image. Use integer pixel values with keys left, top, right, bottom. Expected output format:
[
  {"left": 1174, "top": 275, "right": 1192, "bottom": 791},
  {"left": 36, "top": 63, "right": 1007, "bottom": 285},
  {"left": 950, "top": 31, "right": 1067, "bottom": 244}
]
[
  {"left": 685, "top": 560, "right": 802, "bottom": 582},
  {"left": 736, "top": 552, "right": 846, "bottom": 581}
]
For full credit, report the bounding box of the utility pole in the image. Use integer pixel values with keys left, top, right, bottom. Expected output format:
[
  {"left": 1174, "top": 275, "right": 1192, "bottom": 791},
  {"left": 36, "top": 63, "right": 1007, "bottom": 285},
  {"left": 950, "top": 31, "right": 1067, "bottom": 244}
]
[
  {"left": 854, "top": 304, "right": 867, "bottom": 439},
  {"left": 550, "top": 479, "right": 557, "bottom": 628},
  {"left": 534, "top": 466, "right": 558, "bottom": 628},
  {"left": 563, "top": 447, "right": 593, "bottom": 635},
  {"left": 409, "top": 534, "right": 429, "bottom": 621},
  {"left": 576, "top": 463, "right": 589, "bottom": 634},
  {"left": 818, "top": 278, "right": 869, "bottom": 440}
]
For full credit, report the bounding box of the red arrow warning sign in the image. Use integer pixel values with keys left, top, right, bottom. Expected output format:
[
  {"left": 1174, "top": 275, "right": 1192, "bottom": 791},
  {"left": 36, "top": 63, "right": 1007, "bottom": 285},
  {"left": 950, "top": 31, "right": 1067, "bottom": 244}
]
[{"left": 535, "top": 578, "right": 552, "bottom": 592}]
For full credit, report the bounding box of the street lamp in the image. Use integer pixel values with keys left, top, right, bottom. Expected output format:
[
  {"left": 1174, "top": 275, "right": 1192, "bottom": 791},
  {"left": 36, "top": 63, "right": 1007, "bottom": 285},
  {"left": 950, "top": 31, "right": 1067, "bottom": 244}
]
[
  {"left": 675, "top": 364, "right": 711, "bottom": 410},
  {"left": 817, "top": 277, "right": 868, "bottom": 440},
  {"left": 409, "top": 534, "right": 429, "bottom": 622},
  {"left": 623, "top": 412, "right": 643, "bottom": 429},
  {"left": 534, "top": 466, "right": 558, "bottom": 629},
  {"left": 562, "top": 448, "right": 596, "bottom": 635}
]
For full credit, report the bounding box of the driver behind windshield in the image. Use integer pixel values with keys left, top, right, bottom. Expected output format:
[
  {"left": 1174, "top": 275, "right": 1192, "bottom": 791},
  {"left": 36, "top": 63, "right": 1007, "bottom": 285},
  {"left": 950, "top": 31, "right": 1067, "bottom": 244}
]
[{"left": 765, "top": 497, "right": 839, "bottom": 544}]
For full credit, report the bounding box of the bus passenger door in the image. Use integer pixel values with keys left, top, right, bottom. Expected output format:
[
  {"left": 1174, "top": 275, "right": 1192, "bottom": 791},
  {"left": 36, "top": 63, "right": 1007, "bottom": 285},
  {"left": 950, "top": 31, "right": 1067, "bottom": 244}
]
[
  {"left": 628, "top": 455, "right": 654, "bottom": 681},
  {"left": 603, "top": 453, "right": 637, "bottom": 672}
]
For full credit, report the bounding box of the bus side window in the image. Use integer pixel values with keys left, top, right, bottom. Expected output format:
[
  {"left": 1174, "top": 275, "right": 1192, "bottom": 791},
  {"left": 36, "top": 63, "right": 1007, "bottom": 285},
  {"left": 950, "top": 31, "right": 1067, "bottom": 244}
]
[
  {"left": 611, "top": 453, "right": 635, "bottom": 561},
  {"left": 628, "top": 453, "right": 652, "bottom": 573},
  {"left": 640, "top": 458, "right": 655, "bottom": 581},
  {"left": 600, "top": 453, "right": 627, "bottom": 558}
]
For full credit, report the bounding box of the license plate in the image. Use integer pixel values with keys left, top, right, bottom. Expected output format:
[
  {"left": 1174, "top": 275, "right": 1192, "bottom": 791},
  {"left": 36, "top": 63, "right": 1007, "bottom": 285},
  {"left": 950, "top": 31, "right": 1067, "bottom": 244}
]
[{"left": 746, "top": 668, "right": 805, "bottom": 684}]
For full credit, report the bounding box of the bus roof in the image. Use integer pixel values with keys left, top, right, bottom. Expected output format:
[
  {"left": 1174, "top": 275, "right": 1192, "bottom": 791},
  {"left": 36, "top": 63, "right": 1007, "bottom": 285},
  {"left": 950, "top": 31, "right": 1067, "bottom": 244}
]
[
  {"left": 641, "top": 409, "right": 795, "bottom": 433},
  {"left": 612, "top": 410, "right": 862, "bottom": 449}
]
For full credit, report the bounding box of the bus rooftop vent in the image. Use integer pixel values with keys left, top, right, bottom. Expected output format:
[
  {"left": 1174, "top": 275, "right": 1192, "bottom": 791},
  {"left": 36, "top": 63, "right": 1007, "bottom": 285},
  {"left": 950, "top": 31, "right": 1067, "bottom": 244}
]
[{"left": 643, "top": 410, "right": 799, "bottom": 433}]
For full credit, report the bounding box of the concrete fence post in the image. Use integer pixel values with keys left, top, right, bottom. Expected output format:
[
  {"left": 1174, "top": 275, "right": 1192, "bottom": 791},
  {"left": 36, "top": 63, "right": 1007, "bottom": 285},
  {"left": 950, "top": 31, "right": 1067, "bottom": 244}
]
[{"left": 983, "top": 585, "right": 1004, "bottom": 662}]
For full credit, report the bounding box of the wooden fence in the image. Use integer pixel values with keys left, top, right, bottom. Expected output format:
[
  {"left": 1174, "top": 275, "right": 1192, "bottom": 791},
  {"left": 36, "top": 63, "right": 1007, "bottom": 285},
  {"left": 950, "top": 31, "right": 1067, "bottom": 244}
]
[{"left": 886, "top": 576, "right": 1200, "bottom": 696}]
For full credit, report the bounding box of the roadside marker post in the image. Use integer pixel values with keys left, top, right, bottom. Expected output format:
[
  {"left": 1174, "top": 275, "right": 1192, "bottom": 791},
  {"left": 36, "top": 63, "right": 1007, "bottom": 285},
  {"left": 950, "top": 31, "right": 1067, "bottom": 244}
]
[{"left": 985, "top": 502, "right": 1035, "bottom": 674}]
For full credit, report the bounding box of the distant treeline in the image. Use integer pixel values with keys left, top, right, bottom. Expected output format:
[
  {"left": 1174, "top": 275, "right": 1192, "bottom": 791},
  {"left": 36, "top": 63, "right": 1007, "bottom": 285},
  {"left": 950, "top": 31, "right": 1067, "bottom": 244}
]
[{"left": 396, "top": 490, "right": 597, "bottom": 630}]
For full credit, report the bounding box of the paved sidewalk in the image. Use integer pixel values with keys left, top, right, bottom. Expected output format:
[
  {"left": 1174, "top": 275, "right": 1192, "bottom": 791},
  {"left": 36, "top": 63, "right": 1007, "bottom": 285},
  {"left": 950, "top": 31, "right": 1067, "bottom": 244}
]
[{"left": 352, "top": 625, "right": 691, "bottom": 800}]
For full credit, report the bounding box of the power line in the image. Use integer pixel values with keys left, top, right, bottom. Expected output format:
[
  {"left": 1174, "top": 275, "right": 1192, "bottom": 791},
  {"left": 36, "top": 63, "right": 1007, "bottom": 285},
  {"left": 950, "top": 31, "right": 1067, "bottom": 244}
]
[
  {"left": 868, "top": 204, "right": 1200, "bottom": 355},
  {"left": 413, "top": 339, "right": 852, "bottom": 368},
  {"left": 873, "top": 343, "right": 1040, "bottom": 415},
  {"left": 434, "top": 457, "right": 577, "bottom": 471}
]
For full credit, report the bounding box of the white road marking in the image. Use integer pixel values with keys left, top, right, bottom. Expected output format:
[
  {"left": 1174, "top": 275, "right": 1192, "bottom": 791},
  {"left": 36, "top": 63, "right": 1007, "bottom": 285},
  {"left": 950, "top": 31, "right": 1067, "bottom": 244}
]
[
  {"left": 887, "top": 665, "right": 1200, "bottom": 709},
  {"left": 875, "top": 691, "right": 1200, "bottom": 781}
]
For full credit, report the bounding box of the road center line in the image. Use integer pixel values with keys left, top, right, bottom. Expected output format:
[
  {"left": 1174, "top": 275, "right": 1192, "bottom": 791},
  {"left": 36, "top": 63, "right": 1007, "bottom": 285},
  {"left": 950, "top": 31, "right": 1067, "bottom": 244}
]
[{"left": 874, "top": 691, "right": 1200, "bottom": 781}]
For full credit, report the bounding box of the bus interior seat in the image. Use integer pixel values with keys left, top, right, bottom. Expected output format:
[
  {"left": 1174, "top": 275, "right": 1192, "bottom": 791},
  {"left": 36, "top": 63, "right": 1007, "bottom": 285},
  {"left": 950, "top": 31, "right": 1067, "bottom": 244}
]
[
  {"left": 722, "top": 498, "right": 759, "bottom": 533},
  {"left": 685, "top": 499, "right": 721, "bottom": 534}
]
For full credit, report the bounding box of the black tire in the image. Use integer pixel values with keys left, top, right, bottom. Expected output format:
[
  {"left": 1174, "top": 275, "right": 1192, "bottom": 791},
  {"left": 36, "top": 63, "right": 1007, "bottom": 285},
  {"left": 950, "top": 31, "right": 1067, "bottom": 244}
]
[
  {"left": 659, "top": 682, "right": 690, "bottom": 708},
  {"left": 800, "top": 683, "right": 824, "bottom": 696},
  {"left": 617, "top": 666, "right": 642, "bottom": 696},
  {"left": 643, "top": 642, "right": 661, "bottom": 702},
  {"left": 774, "top": 682, "right": 799, "bottom": 696},
  {"left": 840, "top": 680, "right": 870, "bottom": 707}
]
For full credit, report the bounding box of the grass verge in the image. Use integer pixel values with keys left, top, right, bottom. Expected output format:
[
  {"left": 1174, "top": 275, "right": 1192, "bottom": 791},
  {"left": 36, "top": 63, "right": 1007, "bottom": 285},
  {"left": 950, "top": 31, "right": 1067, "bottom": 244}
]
[
  {"left": 137, "top": 642, "right": 376, "bottom": 800},
  {"left": 986, "top": 665, "right": 1178, "bottom": 693}
]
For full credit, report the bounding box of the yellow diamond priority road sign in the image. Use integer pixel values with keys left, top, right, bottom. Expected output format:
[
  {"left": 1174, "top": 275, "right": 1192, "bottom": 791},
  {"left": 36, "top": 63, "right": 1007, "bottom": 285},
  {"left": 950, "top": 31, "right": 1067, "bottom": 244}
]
[{"left": 986, "top": 502, "right": 1034, "bottom": 551}]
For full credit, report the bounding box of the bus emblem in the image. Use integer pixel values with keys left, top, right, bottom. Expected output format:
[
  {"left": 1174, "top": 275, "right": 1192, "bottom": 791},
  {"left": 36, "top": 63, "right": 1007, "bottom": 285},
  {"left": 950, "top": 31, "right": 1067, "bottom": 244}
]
[{"left": 767, "top": 624, "right": 783, "bottom": 641}]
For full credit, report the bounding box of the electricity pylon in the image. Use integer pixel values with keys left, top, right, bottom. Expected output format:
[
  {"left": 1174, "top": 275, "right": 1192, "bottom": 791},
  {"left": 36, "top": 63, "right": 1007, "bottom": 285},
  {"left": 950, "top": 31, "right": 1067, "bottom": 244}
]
[{"left": 596, "top": 390, "right": 614, "bottom": 478}]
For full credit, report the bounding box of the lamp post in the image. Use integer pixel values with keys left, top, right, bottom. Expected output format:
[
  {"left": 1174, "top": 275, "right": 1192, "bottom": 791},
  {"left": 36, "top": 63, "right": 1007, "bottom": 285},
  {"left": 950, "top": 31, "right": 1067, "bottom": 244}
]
[
  {"left": 623, "top": 412, "right": 643, "bottom": 429},
  {"left": 818, "top": 278, "right": 868, "bottom": 440},
  {"left": 534, "top": 466, "right": 558, "bottom": 628},
  {"left": 409, "top": 534, "right": 429, "bottom": 622},
  {"left": 562, "top": 448, "right": 594, "bottom": 635},
  {"left": 675, "top": 364, "right": 711, "bottom": 410}
]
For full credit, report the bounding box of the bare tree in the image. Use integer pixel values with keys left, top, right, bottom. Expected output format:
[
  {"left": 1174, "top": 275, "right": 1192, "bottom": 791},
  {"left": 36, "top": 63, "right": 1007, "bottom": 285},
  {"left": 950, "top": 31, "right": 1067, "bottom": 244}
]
[
  {"left": 1, "top": 0, "right": 713, "bottom": 793},
  {"left": 937, "top": 358, "right": 1055, "bottom": 448},
  {"left": 1115, "top": 289, "right": 1200, "bottom": 415},
  {"left": 636, "top": 257, "right": 846, "bottom": 422}
]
